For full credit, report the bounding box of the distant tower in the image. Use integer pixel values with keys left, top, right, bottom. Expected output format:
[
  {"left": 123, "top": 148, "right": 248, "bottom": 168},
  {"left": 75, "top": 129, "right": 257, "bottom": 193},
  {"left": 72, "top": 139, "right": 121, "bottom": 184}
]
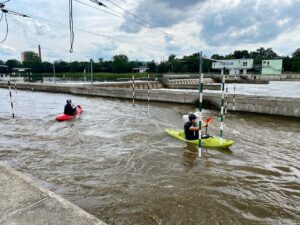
[{"left": 38, "top": 44, "right": 42, "bottom": 61}]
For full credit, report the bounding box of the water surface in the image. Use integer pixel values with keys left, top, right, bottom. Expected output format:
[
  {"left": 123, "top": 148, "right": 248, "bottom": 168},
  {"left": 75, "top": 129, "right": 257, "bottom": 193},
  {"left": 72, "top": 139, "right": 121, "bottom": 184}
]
[{"left": 0, "top": 88, "right": 299, "bottom": 225}]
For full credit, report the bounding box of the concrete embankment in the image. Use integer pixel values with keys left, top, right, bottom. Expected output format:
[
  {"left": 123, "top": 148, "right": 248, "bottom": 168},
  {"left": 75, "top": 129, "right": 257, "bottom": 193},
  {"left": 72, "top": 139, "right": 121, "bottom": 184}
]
[
  {"left": 1, "top": 82, "right": 299, "bottom": 117},
  {"left": 0, "top": 162, "right": 106, "bottom": 225}
]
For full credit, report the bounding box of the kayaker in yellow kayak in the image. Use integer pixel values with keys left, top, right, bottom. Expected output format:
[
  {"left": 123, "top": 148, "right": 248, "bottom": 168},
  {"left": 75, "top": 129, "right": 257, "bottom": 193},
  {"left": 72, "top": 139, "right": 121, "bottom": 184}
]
[
  {"left": 184, "top": 114, "right": 200, "bottom": 140},
  {"left": 184, "top": 114, "right": 210, "bottom": 140}
]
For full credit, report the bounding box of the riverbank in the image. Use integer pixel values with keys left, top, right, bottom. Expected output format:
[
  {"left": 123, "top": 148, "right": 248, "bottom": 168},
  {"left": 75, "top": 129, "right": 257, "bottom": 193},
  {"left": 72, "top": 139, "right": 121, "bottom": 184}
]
[{"left": 0, "top": 162, "right": 106, "bottom": 225}]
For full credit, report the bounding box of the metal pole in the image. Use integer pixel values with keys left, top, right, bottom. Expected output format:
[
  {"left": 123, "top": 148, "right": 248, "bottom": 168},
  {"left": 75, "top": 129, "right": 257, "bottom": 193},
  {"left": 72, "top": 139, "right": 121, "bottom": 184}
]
[
  {"left": 30, "top": 70, "right": 33, "bottom": 91},
  {"left": 53, "top": 62, "right": 56, "bottom": 84},
  {"left": 220, "top": 67, "right": 225, "bottom": 144},
  {"left": 132, "top": 75, "right": 135, "bottom": 107},
  {"left": 147, "top": 73, "right": 150, "bottom": 103},
  {"left": 90, "top": 58, "right": 93, "bottom": 85},
  {"left": 8, "top": 78, "right": 15, "bottom": 119},
  {"left": 198, "top": 51, "right": 203, "bottom": 158},
  {"left": 27, "top": 71, "right": 30, "bottom": 90}
]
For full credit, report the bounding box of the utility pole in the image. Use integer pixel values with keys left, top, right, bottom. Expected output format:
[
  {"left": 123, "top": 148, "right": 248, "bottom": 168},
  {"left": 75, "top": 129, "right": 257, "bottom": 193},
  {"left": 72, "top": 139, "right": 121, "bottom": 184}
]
[
  {"left": 90, "top": 58, "right": 93, "bottom": 85},
  {"left": 53, "top": 62, "right": 56, "bottom": 84}
]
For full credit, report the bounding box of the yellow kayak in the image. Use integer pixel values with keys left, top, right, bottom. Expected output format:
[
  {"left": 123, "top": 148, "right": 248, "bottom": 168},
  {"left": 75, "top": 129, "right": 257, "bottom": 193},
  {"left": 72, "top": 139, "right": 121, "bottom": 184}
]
[{"left": 165, "top": 128, "right": 234, "bottom": 148}]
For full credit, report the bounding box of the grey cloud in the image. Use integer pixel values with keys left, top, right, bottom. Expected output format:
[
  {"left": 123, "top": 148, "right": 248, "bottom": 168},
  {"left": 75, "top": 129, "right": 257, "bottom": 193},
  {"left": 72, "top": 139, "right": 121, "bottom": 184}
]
[
  {"left": 90, "top": 41, "right": 119, "bottom": 60},
  {"left": 201, "top": 1, "right": 300, "bottom": 46},
  {"left": 120, "top": 0, "right": 206, "bottom": 33}
]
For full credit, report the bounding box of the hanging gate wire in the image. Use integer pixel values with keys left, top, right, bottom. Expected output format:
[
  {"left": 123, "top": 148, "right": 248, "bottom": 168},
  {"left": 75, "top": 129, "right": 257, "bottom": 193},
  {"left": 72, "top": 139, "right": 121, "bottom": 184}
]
[
  {"left": 0, "top": 0, "right": 30, "bottom": 43},
  {"left": 69, "top": 0, "right": 74, "bottom": 53}
]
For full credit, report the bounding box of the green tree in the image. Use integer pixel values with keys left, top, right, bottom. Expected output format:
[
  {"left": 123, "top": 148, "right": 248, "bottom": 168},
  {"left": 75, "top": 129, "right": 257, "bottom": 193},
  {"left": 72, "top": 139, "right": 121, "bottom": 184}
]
[
  {"left": 5, "top": 59, "right": 21, "bottom": 69},
  {"left": 147, "top": 60, "right": 157, "bottom": 72},
  {"left": 112, "top": 54, "right": 129, "bottom": 73}
]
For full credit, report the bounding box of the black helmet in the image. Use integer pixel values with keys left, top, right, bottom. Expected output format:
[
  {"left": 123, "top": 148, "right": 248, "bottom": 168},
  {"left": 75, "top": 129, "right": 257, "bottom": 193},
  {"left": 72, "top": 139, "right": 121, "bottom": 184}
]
[
  {"left": 66, "top": 99, "right": 72, "bottom": 103},
  {"left": 188, "top": 113, "right": 197, "bottom": 121}
]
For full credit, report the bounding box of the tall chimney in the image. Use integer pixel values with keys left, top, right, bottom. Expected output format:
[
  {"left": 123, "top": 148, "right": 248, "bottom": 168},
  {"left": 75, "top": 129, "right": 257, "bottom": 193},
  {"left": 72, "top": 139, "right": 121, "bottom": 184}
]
[{"left": 38, "top": 44, "right": 42, "bottom": 61}]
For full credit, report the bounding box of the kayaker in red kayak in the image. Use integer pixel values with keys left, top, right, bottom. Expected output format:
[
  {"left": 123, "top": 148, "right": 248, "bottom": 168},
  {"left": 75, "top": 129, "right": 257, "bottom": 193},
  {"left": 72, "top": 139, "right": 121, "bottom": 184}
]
[{"left": 64, "top": 99, "right": 77, "bottom": 116}]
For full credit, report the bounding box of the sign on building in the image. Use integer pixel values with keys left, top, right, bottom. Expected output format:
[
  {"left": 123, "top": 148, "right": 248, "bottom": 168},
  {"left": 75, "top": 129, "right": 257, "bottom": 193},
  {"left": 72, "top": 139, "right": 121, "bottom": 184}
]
[{"left": 212, "top": 59, "right": 253, "bottom": 75}]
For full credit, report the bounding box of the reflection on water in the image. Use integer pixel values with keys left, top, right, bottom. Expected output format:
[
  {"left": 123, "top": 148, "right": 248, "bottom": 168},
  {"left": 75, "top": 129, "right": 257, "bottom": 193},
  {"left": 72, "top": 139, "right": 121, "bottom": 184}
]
[{"left": 0, "top": 88, "right": 300, "bottom": 225}]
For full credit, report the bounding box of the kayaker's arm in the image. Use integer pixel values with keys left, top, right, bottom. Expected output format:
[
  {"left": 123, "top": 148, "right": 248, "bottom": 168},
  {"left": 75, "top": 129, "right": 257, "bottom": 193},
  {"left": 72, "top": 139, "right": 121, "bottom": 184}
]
[{"left": 189, "top": 126, "right": 199, "bottom": 131}]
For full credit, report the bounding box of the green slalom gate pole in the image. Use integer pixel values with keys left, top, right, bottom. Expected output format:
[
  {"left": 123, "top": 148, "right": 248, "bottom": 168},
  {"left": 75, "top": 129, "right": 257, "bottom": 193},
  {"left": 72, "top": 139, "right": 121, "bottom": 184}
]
[
  {"left": 198, "top": 51, "right": 203, "bottom": 158},
  {"left": 225, "top": 75, "right": 229, "bottom": 114},
  {"left": 220, "top": 67, "right": 225, "bottom": 144},
  {"left": 233, "top": 74, "right": 236, "bottom": 111}
]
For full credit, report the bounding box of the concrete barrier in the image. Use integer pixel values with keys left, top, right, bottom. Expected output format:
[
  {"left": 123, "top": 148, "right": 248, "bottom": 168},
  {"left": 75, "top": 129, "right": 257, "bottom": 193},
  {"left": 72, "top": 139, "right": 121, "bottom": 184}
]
[
  {"left": 92, "top": 81, "right": 163, "bottom": 89},
  {"left": 1, "top": 82, "right": 299, "bottom": 117},
  {"left": 0, "top": 162, "right": 106, "bottom": 225},
  {"left": 164, "top": 78, "right": 221, "bottom": 90}
]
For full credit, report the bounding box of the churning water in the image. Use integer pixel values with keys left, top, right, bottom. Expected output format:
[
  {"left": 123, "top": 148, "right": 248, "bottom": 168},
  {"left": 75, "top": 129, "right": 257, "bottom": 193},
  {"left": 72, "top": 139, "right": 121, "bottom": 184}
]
[{"left": 0, "top": 88, "right": 299, "bottom": 225}]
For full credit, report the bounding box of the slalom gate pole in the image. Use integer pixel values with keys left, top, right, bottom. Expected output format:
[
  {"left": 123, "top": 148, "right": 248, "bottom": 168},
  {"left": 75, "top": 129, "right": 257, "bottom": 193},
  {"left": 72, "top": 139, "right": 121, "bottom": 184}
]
[
  {"left": 8, "top": 79, "right": 15, "bottom": 119},
  {"left": 198, "top": 51, "right": 203, "bottom": 158},
  {"left": 233, "top": 74, "right": 236, "bottom": 110},
  {"left": 14, "top": 81, "right": 17, "bottom": 93},
  {"left": 225, "top": 75, "right": 229, "bottom": 114},
  {"left": 132, "top": 75, "right": 135, "bottom": 107},
  {"left": 147, "top": 73, "right": 150, "bottom": 104},
  {"left": 220, "top": 67, "right": 225, "bottom": 144}
]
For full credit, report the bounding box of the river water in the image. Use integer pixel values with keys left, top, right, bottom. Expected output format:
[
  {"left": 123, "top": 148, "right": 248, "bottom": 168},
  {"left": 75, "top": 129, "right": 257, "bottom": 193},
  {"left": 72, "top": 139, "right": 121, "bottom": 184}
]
[
  {"left": 207, "top": 81, "right": 300, "bottom": 98},
  {"left": 0, "top": 88, "right": 299, "bottom": 225}
]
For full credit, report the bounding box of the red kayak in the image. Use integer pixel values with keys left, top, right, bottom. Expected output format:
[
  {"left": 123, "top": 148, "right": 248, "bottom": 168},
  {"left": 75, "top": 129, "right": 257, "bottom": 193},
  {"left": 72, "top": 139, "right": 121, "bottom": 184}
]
[{"left": 55, "top": 106, "right": 83, "bottom": 122}]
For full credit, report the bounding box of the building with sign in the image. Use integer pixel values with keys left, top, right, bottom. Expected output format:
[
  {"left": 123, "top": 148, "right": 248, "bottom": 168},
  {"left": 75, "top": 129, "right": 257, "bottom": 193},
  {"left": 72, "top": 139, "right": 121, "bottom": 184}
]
[{"left": 212, "top": 59, "right": 253, "bottom": 75}]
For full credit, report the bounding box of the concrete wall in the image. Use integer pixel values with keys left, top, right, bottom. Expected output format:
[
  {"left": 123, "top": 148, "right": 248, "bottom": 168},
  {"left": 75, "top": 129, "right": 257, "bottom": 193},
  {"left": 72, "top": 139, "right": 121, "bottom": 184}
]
[
  {"left": 93, "top": 81, "right": 163, "bottom": 89},
  {"left": 162, "top": 78, "right": 221, "bottom": 90},
  {"left": 1, "top": 82, "right": 299, "bottom": 118},
  {"left": 0, "top": 162, "right": 106, "bottom": 225}
]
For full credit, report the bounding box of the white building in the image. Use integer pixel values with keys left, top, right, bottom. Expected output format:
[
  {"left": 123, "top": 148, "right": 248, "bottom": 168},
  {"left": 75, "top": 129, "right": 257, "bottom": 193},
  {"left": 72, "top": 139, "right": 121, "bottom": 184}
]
[
  {"left": 261, "top": 59, "right": 283, "bottom": 75},
  {"left": 212, "top": 59, "right": 253, "bottom": 75},
  {"left": 132, "top": 67, "right": 148, "bottom": 73}
]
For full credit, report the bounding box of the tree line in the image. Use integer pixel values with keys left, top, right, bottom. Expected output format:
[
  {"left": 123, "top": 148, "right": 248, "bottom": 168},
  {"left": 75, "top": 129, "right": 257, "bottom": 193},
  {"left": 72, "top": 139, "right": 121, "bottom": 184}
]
[{"left": 1, "top": 47, "right": 300, "bottom": 74}]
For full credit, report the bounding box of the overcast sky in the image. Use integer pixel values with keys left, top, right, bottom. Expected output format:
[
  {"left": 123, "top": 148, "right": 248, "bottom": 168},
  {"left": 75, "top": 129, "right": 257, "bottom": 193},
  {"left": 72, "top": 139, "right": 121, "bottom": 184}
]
[{"left": 0, "top": 0, "right": 300, "bottom": 62}]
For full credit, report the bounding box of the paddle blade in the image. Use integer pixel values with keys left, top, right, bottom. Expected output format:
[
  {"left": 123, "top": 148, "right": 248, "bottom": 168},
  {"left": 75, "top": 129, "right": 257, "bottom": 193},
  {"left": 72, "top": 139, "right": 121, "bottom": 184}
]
[{"left": 203, "top": 117, "right": 213, "bottom": 126}]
